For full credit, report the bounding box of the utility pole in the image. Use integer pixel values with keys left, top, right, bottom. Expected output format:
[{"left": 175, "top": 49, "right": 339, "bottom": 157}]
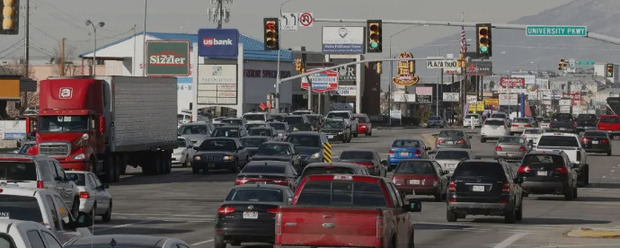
[
  {"left": 216, "top": 0, "right": 223, "bottom": 29},
  {"left": 23, "top": 0, "right": 30, "bottom": 111},
  {"left": 142, "top": 0, "right": 147, "bottom": 76},
  {"left": 60, "top": 38, "right": 65, "bottom": 76}
]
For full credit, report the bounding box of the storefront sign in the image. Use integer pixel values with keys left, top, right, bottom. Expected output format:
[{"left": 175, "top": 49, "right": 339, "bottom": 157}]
[
  {"left": 465, "top": 61, "right": 492, "bottom": 76},
  {"left": 336, "top": 85, "right": 357, "bottom": 96},
  {"left": 197, "top": 28, "right": 239, "bottom": 58},
  {"left": 197, "top": 65, "right": 237, "bottom": 105},
  {"left": 301, "top": 69, "right": 339, "bottom": 93},
  {"left": 322, "top": 27, "right": 364, "bottom": 54},
  {"left": 415, "top": 86, "right": 433, "bottom": 96},
  {"left": 145, "top": 40, "right": 190, "bottom": 76}
]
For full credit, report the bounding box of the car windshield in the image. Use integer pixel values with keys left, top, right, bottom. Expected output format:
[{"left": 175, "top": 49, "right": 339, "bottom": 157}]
[
  {"left": 211, "top": 128, "right": 240, "bottom": 137},
  {"left": 435, "top": 150, "right": 470, "bottom": 160},
  {"left": 287, "top": 135, "right": 320, "bottom": 147},
  {"left": 226, "top": 189, "right": 283, "bottom": 202},
  {"left": 522, "top": 155, "right": 564, "bottom": 168},
  {"left": 392, "top": 139, "right": 422, "bottom": 148},
  {"left": 538, "top": 136, "right": 579, "bottom": 147},
  {"left": 0, "top": 162, "right": 36, "bottom": 181},
  {"left": 296, "top": 180, "right": 386, "bottom": 207},
  {"left": 0, "top": 195, "right": 43, "bottom": 223},
  {"left": 176, "top": 139, "right": 187, "bottom": 148},
  {"left": 498, "top": 136, "right": 525, "bottom": 144},
  {"left": 395, "top": 161, "right": 436, "bottom": 174},
  {"left": 524, "top": 129, "right": 541, "bottom": 134},
  {"left": 240, "top": 138, "right": 268, "bottom": 148},
  {"left": 256, "top": 144, "right": 291, "bottom": 156},
  {"left": 269, "top": 123, "right": 286, "bottom": 130},
  {"left": 39, "top": 115, "right": 88, "bottom": 133},
  {"left": 244, "top": 114, "right": 265, "bottom": 121},
  {"left": 339, "top": 151, "right": 373, "bottom": 160},
  {"left": 284, "top": 116, "right": 304, "bottom": 125},
  {"left": 438, "top": 130, "right": 464, "bottom": 138},
  {"left": 302, "top": 167, "right": 356, "bottom": 177},
  {"left": 199, "top": 139, "right": 236, "bottom": 151},
  {"left": 242, "top": 165, "right": 286, "bottom": 174},
  {"left": 323, "top": 120, "right": 344, "bottom": 129},
  {"left": 179, "top": 125, "right": 208, "bottom": 135},
  {"left": 552, "top": 114, "right": 573, "bottom": 121},
  {"left": 327, "top": 112, "right": 350, "bottom": 119},
  {"left": 354, "top": 116, "right": 369, "bottom": 123},
  {"left": 66, "top": 173, "right": 86, "bottom": 186},
  {"left": 584, "top": 131, "right": 607, "bottom": 137},
  {"left": 453, "top": 162, "right": 505, "bottom": 180},
  {"left": 248, "top": 128, "right": 272, "bottom": 136},
  {"left": 485, "top": 120, "right": 505, "bottom": 126}
]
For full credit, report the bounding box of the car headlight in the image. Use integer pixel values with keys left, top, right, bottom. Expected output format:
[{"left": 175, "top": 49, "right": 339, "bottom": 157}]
[
  {"left": 338, "top": 131, "right": 343, "bottom": 135},
  {"left": 310, "top": 152, "right": 321, "bottom": 159},
  {"left": 72, "top": 153, "right": 86, "bottom": 160},
  {"left": 194, "top": 156, "right": 202, "bottom": 161},
  {"left": 223, "top": 155, "right": 234, "bottom": 161}
]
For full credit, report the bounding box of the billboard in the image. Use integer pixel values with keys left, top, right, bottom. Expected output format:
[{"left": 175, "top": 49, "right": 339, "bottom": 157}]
[
  {"left": 415, "top": 86, "right": 433, "bottom": 96},
  {"left": 0, "top": 79, "right": 20, "bottom": 100},
  {"left": 499, "top": 94, "right": 518, "bottom": 105},
  {"left": 443, "top": 92, "right": 459, "bottom": 102},
  {"left": 197, "top": 29, "right": 239, "bottom": 58},
  {"left": 301, "top": 69, "right": 339, "bottom": 93},
  {"left": 197, "top": 65, "right": 237, "bottom": 105},
  {"left": 322, "top": 27, "right": 364, "bottom": 54},
  {"left": 145, "top": 40, "right": 190, "bottom": 76}
]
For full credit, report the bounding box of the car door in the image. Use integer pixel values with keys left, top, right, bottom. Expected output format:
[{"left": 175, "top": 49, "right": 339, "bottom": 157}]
[
  {"left": 386, "top": 182, "right": 409, "bottom": 247},
  {"left": 89, "top": 174, "right": 110, "bottom": 214},
  {"left": 44, "top": 195, "right": 62, "bottom": 232},
  {"left": 50, "top": 161, "right": 71, "bottom": 206},
  {"left": 235, "top": 140, "right": 248, "bottom": 164},
  {"left": 432, "top": 161, "right": 447, "bottom": 193}
]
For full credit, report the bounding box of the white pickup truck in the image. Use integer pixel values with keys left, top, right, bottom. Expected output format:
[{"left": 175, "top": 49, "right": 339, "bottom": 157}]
[{"left": 533, "top": 132, "right": 589, "bottom": 186}]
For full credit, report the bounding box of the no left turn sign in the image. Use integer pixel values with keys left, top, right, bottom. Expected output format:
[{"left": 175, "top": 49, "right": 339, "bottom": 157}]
[{"left": 299, "top": 12, "right": 313, "bottom": 27}]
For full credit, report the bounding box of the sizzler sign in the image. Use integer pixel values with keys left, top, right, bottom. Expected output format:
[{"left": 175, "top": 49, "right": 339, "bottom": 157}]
[{"left": 146, "top": 40, "right": 190, "bottom": 76}]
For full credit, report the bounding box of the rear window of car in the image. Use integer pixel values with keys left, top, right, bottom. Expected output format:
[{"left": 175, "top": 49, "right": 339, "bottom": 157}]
[
  {"left": 226, "top": 189, "right": 283, "bottom": 202},
  {"left": 485, "top": 120, "right": 505, "bottom": 126},
  {"left": 453, "top": 162, "right": 505, "bottom": 180},
  {"left": 0, "top": 162, "right": 37, "bottom": 181},
  {"left": 286, "top": 135, "right": 320, "bottom": 147},
  {"left": 327, "top": 112, "right": 350, "bottom": 119},
  {"left": 339, "top": 151, "right": 373, "bottom": 160},
  {"left": 199, "top": 139, "right": 237, "bottom": 151},
  {"left": 302, "top": 167, "right": 356, "bottom": 177},
  {"left": 296, "top": 180, "right": 387, "bottom": 207},
  {"left": 584, "top": 131, "right": 607, "bottom": 137},
  {"left": 491, "top": 114, "right": 506, "bottom": 119},
  {"left": 538, "top": 136, "right": 579, "bottom": 147},
  {"left": 514, "top": 118, "right": 531, "bottom": 123},
  {"left": 284, "top": 116, "right": 304, "bottom": 124},
  {"left": 435, "top": 151, "right": 470, "bottom": 160},
  {"left": 0, "top": 195, "right": 43, "bottom": 223},
  {"left": 578, "top": 114, "right": 597, "bottom": 120},
  {"left": 248, "top": 128, "right": 272, "bottom": 136},
  {"left": 392, "top": 139, "right": 421, "bottom": 148},
  {"left": 211, "top": 128, "right": 240, "bottom": 137},
  {"left": 600, "top": 116, "right": 620, "bottom": 123},
  {"left": 552, "top": 113, "right": 573, "bottom": 121},
  {"left": 355, "top": 116, "right": 369, "bottom": 123},
  {"left": 66, "top": 173, "right": 86, "bottom": 186},
  {"left": 498, "top": 136, "right": 525, "bottom": 144},
  {"left": 438, "top": 130, "right": 464, "bottom": 138},
  {"left": 429, "top": 116, "right": 441, "bottom": 120},
  {"left": 244, "top": 114, "right": 266, "bottom": 121},
  {"left": 522, "top": 154, "right": 564, "bottom": 168},
  {"left": 465, "top": 115, "right": 479, "bottom": 119},
  {"left": 241, "top": 165, "right": 286, "bottom": 174},
  {"left": 240, "top": 138, "right": 268, "bottom": 148},
  {"left": 395, "top": 161, "right": 435, "bottom": 175},
  {"left": 179, "top": 125, "right": 208, "bottom": 135},
  {"left": 269, "top": 123, "right": 286, "bottom": 130}
]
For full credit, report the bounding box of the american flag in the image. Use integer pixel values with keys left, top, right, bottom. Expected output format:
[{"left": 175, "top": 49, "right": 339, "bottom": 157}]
[{"left": 460, "top": 26, "right": 466, "bottom": 53}]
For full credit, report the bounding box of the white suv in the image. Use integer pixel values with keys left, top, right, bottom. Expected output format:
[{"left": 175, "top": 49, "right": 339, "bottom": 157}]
[
  {"left": 480, "top": 118, "right": 510, "bottom": 143},
  {"left": 463, "top": 114, "right": 482, "bottom": 127}
]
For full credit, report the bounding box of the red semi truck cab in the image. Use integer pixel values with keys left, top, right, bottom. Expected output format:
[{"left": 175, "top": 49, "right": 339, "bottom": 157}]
[
  {"left": 275, "top": 175, "right": 421, "bottom": 248},
  {"left": 29, "top": 78, "right": 106, "bottom": 171}
]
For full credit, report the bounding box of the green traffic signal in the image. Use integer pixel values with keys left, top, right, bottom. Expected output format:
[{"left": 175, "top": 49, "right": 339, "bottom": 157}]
[
  {"left": 480, "top": 46, "right": 488, "bottom": 53},
  {"left": 370, "top": 42, "right": 378, "bottom": 49}
]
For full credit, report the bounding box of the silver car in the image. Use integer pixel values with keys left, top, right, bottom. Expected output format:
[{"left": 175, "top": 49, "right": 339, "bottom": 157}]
[
  {"left": 172, "top": 137, "right": 196, "bottom": 167},
  {"left": 435, "top": 130, "right": 471, "bottom": 149},
  {"left": 494, "top": 136, "right": 530, "bottom": 161},
  {"left": 433, "top": 148, "right": 474, "bottom": 175},
  {"left": 65, "top": 171, "right": 113, "bottom": 222}
]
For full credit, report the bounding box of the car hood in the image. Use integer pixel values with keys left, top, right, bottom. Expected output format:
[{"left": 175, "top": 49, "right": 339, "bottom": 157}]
[
  {"left": 181, "top": 134, "right": 209, "bottom": 144},
  {"left": 252, "top": 155, "right": 290, "bottom": 161}
]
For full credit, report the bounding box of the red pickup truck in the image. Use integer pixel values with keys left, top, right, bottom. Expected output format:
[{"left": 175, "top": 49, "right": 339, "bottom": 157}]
[
  {"left": 597, "top": 115, "right": 620, "bottom": 139},
  {"left": 275, "top": 175, "right": 421, "bottom": 248}
]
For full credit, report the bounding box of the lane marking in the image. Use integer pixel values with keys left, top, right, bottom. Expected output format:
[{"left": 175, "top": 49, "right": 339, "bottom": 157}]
[
  {"left": 191, "top": 239, "right": 214, "bottom": 246},
  {"left": 493, "top": 232, "right": 528, "bottom": 248}
]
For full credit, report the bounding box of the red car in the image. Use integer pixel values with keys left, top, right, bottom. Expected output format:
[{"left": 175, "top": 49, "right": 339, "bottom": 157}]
[
  {"left": 354, "top": 113, "right": 373, "bottom": 136},
  {"left": 275, "top": 175, "right": 421, "bottom": 248},
  {"left": 391, "top": 159, "right": 449, "bottom": 201},
  {"left": 597, "top": 115, "right": 620, "bottom": 139}
]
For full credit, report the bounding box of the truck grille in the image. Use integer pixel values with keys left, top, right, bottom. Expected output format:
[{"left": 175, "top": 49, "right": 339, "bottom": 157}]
[{"left": 39, "top": 143, "right": 70, "bottom": 157}]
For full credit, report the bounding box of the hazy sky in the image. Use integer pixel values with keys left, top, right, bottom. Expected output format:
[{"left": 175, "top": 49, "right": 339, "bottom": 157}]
[{"left": 0, "top": 0, "right": 573, "bottom": 62}]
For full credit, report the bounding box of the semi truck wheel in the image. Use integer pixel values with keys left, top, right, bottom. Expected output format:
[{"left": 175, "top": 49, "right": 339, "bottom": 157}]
[{"left": 103, "top": 154, "right": 115, "bottom": 183}]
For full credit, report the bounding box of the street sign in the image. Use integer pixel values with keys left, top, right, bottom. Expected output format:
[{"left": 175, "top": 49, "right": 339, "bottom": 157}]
[
  {"left": 577, "top": 60, "right": 595, "bottom": 66},
  {"left": 559, "top": 99, "right": 572, "bottom": 106},
  {"left": 484, "top": 98, "right": 499, "bottom": 106},
  {"left": 299, "top": 12, "right": 313, "bottom": 27},
  {"left": 465, "top": 61, "right": 492, "bottom": 76},
  {"left": 336, "top": 85, "right": 356, "bottom": 96},
  {"left": 301, "top": 69, "right": 339, "bottom": 93},
  {"left": 426, "top": 59, "right": 458, "bottom": 69},
  {"left": 443, "top": 92, "right": 459, "bottom": 102},
  {"left": 499, "top": 94, "right": 518, "bottom": 106},
  {"left": 526, "top": 25, "right": 587, "bottom": 37},
  {"left": 146, "top": 40, "right": 190, "bottom": 77},
  {"left": 280, "top": 12, "right": 299, "bottom": 31},
  {"left": 466, "top": 95, "right": 477, "bottom": 105}
]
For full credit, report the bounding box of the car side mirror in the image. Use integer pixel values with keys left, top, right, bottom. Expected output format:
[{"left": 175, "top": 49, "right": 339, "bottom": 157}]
[
  {"left": 404, "top": 199, "right": 422, "bottom": 212},
  {"left": 75, "top": 212, "right": 93, "bottom": 228}
]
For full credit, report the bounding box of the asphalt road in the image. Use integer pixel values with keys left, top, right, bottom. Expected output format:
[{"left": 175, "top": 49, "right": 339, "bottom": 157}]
[{"left": 93, "top": 127, "right": 620, "bottom": 248}]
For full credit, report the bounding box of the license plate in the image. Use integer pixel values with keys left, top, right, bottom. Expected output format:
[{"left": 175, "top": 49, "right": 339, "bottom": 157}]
[
  {"left": 243, "top": 211, "right": 258, "bottom": 219},
  {"left": 472, "top": 185, "right": 485, "bottom": 192},
  {"left": 400, "top": 152, "right": 408, "bottom": 157},
  {"left": 592, "top": 141, "right": 599, "bottom": 144},
  {"left": 537, "top": 171, "right": 548, "bottom": 176},
  {"left": 409, "top": 179, "right": 420, "bottom": 185},
  {"left": 446, "top": 141, "right": 455, "bottom": 144},
  {"left": 328, "top": 135, "right": 334, "bottom": 139}
]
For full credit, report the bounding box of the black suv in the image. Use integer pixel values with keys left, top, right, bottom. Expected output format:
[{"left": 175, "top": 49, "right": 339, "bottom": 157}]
[
  {"left": 321, "top": 118, "right": 352, "bottom": 143},
  {"left": 517, "top": 151, "right": 578, "bottom": 200},
  {"left": 576, "top": 114, "right": 598, "bottom": 132},
  {"left": 447, "top": 159, "right": 524, "bottom": 223},
  {"left": 549, "top": 113, "right": 576, "bottom": 133}
]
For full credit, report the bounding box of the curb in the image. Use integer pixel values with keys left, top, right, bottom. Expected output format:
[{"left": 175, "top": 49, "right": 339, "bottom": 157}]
[{"left": 566, "top": 228, "right": 620, "bottom": 238}]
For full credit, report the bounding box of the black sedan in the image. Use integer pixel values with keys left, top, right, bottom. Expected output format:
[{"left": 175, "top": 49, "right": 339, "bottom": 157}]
[
  {"left": 251, "top": 141, "right": 302, "bottom": 172},
  {"left": 235, "top": 161, "right": 298, "bottom": 188},
  {"left": 337, "top": 149, "right": 387, "bottom": 177},
  {"left": 211, "top": 126, "right": 247, "bottom": 138},
  {"left": 240, "top": 136, "right": 270, "bottom": 156},
  {"left": 215, "top": 184, "right": 294, "bottom": 248},
  {"left": 192, "top": 138, "right": 249, "bottom": 174},
  {"left": 581, "top": 130, "right": 612, "bottom": 155}
]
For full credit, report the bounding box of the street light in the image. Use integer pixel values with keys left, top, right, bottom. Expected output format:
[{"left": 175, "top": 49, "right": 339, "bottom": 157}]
[
  {"left": 85, "top": 20, "right": 105, "bottom": 76},
  {"left": 274, "top": 0, "right": 296, "bottom": 112}
]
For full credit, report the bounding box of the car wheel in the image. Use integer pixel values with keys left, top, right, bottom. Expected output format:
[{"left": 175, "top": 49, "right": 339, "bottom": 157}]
[
  {"left": 504, "top": 204, "right": 516, "bottom": 223},
  {"left": 191, "top": 165, "right": 199, "bottom": 174},
  {"left": 434, "top": 192, "right": 442, "bottom": 202},
  {"left": 102, "top": 201, "right": 112, "bottom": 223},
  {"left": 564, "top": 187, "right": 575, "bottom": 201},
  {"left": 214, "top": 234, "right": 226, "bottom": 248},
  {"left": 515, "top": 201, "right": 523, "bottom": 221},
  {"left": 480, "top": 138, "right": 486, "bottom": 143},
  {"left": 446, "top": 209, "right": 457, "bottom": 222},
  {"left": 608, "top": 150, "right": 612, "bottom": 156},
  {"left": 71, "top": 197, "right": 80, "bottom": 218}
]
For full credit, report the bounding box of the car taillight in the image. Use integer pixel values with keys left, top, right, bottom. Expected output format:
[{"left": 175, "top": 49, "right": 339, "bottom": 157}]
[
  {"left": 217, "top": 206, "right": 235, "bottom": 215},
  {"left": 519, "top": 146, "right": 526, "bottom": 152},
  {"left": 602, "top": 138, "right": 609, "bottom": 144},
  {"left": 518, "top": 165, "right": 530, "bottom": 174},
  {"left": 267, "top": 208, "right": 279, "bottom": 215},
  {"left": 235, "top": 178, "right": 248, "bottom": 185},
  {"left": 524, "top": 124, "right": 532, "bottom": 127},
  {"left": 448, "top": 181, "right": 456, "bottom": 192},
  {"left": 376, "top": 216, "right": 384, "bottom": 239},
  {"left": 495, "top": 146, "right": 502, "bottom": 151},
  {"left": 79, "top": 192, "right": 90, "bottom": 199},
  {"left": 36, "top": 180, "right": 44, "bottom": 189},
  {"left": 389, "top": 149, "right": 394, "bottom": 154},
  {"left": 457, "top": 139, "right": 466, "bottom": 144},
  {"left": 501, "top": 183, "right": 510, "bottom": 193},
  {"left": 512, "top": 124, "right": 518, "bottom": 127},
  {"left": 436, "top": 138, "right": 443, "bottom": 144},
  {"left": 581, "top": 137, "right": 590, "bottom": 143},
  {"left": 275, "top": 212, "right": 282, "bottom": 235},
  {"left": 415, "top": 150, "right": 422, "bottom": 155},
  {"left": 555, "top": 167, "right": 568, "bottom": 174}
]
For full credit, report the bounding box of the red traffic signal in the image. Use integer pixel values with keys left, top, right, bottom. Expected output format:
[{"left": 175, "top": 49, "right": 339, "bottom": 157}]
[{"left": 263, "top": 18, "right": 279, "bottom": 50}]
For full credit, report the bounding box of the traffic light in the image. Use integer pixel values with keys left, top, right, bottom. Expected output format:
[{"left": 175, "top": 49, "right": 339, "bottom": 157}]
[
  {"left": 559, "top": 59, "right": 569, "bottom": 71},
  {"left": 1, "top": 0, "right": 18, "bottom": 35},
  {"left": 295, "top": 58, "right": 302, "bottom": 72},
  {"left": 607, "top": 63, "right": 614, "bottom": 77},
  {"left": 367, "top": 20, "right": 382, "bottom": 53},
  {"left": 376, "top": 62, "right": 382, "bottom": 74},
  {"left": 263, "top": 18, "right": 279, "bottom": 50},
  {"left": 476, "top": 23, "right": 492, "bottom": 57}
]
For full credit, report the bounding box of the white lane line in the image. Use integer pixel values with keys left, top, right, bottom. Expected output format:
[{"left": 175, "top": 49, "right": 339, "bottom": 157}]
[
  {"left": 191, "top": 239, "right": 214, "bottom": 246},
  {"left": 493, "top": 232, "right": 528, "bottom": 248}
]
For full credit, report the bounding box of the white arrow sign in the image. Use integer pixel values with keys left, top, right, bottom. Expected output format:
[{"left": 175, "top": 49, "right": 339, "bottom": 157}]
[{"left": 280, "top": 12, "right": 299, "bottom": 31}]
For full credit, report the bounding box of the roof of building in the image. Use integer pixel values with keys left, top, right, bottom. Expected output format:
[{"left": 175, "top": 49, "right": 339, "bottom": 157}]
[{"left": 80, "top": 31, "right": 293, "bottom": 62}]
